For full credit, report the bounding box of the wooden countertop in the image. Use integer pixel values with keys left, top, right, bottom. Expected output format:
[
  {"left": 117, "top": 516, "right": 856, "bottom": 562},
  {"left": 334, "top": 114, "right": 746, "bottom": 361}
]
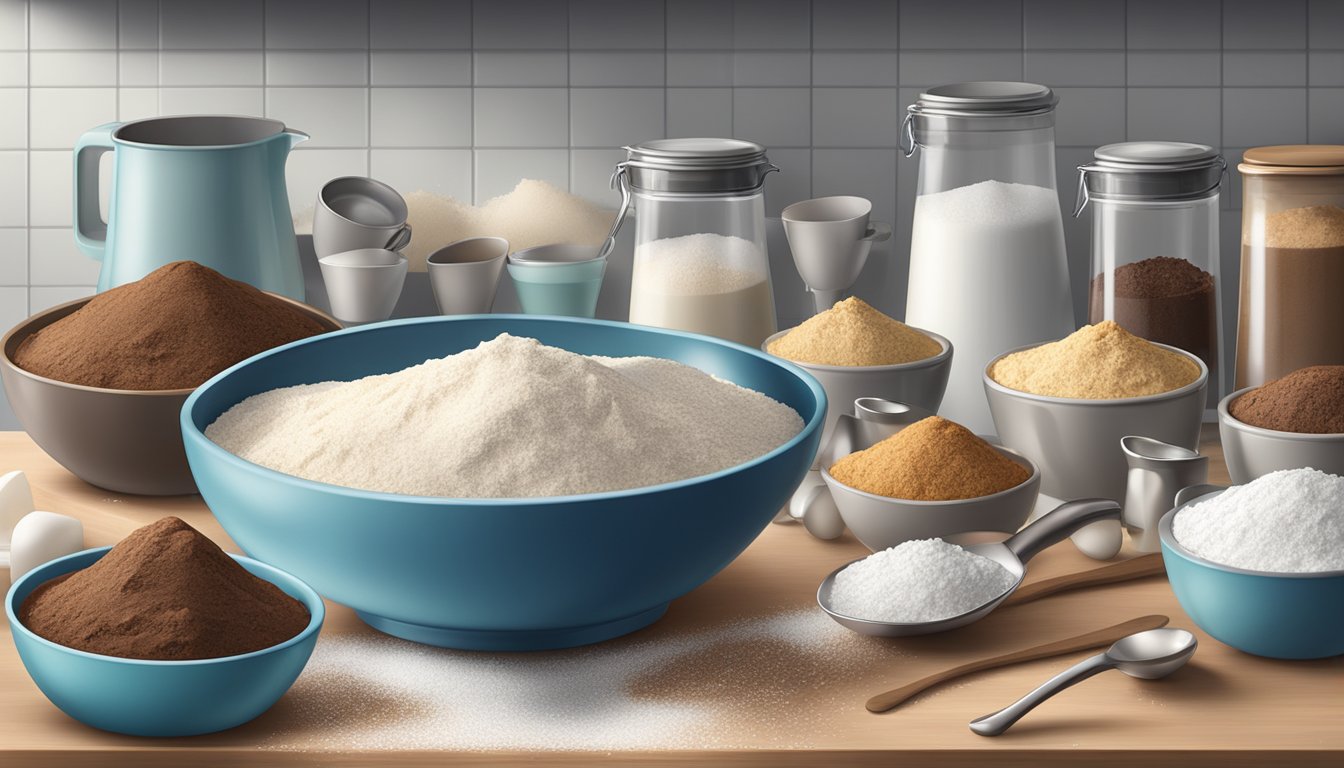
[{"left": 1, "top": 429, "right": 1340, "bottom": 767}]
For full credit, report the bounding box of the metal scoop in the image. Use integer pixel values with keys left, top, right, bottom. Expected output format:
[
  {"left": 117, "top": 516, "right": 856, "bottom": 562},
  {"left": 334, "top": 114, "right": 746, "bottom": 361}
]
[
  {"left": 969, "top": 627, "right": 1197, "bottom": 736},
  {"left": 817, "top": 498, "right": 1120, "bottom": 637}
]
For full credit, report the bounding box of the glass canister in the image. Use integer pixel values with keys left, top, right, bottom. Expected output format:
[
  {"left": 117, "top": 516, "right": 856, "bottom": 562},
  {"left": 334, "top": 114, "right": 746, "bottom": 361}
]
[
  {"left": 611, "top": 138, "right": 779, "bottom": 348},
  {"left": 1235, "top": 145, "right": 1344, "bottom": 389},
  {"left": 1077, "top": 142, "right": 1225, "bottom": 406},
  {"left": 902, "top": 82, "right": 1074, "bottom": 434}
]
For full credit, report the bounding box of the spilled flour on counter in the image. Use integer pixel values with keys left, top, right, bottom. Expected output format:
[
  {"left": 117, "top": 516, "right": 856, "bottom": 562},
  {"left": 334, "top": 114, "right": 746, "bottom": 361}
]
[{"left": 261, "top": 610, "right": 908, "bottom": 752}]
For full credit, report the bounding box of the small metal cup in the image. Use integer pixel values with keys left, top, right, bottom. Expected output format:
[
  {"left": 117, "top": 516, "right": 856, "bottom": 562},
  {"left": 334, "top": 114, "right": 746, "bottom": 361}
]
[
  {"left": 1121, "top": 436, "right": 1208, "bottom": 553},
  {"left": 318, "top": 248, "right": 407, "bottom": 325},
  {"left": 313, "top": 176, "right": 412, "bottom": 259},
  {"left": 426, "top": 237, "right": 509, "bottom": 315}
]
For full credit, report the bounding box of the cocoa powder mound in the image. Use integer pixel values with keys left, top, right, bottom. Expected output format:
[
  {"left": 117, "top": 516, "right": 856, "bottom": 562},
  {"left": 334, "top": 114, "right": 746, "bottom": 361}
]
[
  {"left": 828, "top": 416, "right": 1030, "bottom": 501},
  {"left": 1229, "top": 365, "right": 1344, "bottom": 434},
  {"left": 19, "top": 517, "right": 310, "bottom": 661},
  {"left": 14, "top": 261, "right": 328, "bottom": 390}
]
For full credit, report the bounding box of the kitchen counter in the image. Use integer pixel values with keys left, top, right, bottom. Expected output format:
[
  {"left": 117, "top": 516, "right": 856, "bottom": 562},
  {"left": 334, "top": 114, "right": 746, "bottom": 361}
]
[{"left": 1, "top": 429, "right": 1340, "bottom": 767}]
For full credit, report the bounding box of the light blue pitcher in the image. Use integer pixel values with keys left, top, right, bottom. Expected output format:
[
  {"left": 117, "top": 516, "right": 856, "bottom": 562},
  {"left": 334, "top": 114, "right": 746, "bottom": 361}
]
[{"left": 74, "top": 115, "right": 308, "bottom": 299}]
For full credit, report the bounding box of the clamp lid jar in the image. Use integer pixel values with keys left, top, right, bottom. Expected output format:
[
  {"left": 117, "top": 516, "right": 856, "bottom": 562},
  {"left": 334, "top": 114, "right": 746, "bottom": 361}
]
[
  {"left": 613, "top": 138, "right": 780, "bottom": 349},
  {"left": 1077, "top": 142, "right": 1226, "bottom": 408}
]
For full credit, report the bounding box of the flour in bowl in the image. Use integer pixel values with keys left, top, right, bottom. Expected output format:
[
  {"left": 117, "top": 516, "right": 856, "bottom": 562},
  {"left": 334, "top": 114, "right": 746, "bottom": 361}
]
[{"left": 204, "top": 334, "right": 803, "bottom": 498}]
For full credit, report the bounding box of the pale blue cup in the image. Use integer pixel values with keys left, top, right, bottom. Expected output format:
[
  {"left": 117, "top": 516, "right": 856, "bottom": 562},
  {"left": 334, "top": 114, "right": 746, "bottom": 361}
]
[
  {"left": 7, "top": 547, "right": 324, "bottom": 736},
  {"left": 507, "top": 245, "right": 606, "bottom": 318}
]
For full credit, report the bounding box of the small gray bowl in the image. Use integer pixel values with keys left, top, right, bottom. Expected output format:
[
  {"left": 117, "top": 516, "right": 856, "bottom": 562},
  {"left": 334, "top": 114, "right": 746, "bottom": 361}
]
[
  {"left": 762, "top": 327, "right": 952, "bottom": 457},
  {"left": 819, "top": 443, "right": 1040, "bottom": 552},
  {"left": 1218, "top": 387, "right": 1344, "bottom": 484},
  {"left": 1, "top": 295, "right": 339, "bottom": 496},
  {"left": 983, "top": 341, "right": 1208, "bottom": 504}
]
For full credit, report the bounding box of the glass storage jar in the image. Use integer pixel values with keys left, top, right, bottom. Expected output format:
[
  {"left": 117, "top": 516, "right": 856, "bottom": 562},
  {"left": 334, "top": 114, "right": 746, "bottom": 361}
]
[
  {"left": 611, "top": 138, "right": 779, "bottom": 348},
  {"left": 1235, "top": 145, "right": 1344, "bottom": 389},
  {"left": 902, "top": 82, "right": 1074, "bottom": 434},
  {"left": 1077, "top": 142, "right": 1224, "bottom": 406}
]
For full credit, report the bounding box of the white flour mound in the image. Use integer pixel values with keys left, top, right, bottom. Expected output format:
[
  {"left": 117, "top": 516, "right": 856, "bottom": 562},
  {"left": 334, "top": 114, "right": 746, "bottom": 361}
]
[
  {"left": 1173, "top": 467, "right": 1344, "bottom": 573},
  {"left": 205, "top": 334, "right": 802, "bottom": 498}
]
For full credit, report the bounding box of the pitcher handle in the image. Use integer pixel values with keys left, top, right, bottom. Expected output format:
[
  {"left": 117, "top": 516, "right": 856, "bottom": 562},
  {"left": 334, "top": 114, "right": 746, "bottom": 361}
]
[{"left": 73, "top": 122, "right": 120, "bottom": 262}]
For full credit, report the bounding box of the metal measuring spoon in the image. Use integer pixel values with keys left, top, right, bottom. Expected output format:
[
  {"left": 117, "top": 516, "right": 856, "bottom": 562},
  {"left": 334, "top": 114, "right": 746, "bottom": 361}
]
[
  {"left": 969, "top": 628, "right": 1197, "bottom": 736},
  {"left": 817, "top": 498, "right": 1120, "bottom": 637}
]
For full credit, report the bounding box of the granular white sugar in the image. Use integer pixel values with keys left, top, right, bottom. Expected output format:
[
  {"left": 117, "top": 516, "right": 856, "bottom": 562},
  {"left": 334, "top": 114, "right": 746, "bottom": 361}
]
[
  {"left": 1173, "top": 468, "right": 1344, "bottom": 573},
  {"left": 204, "top": 334, "right": 801, "bottom": 498},
  {"left": 631, "top": 233, "right": 768, "bottom": 295},
  {"left": 829, "top": 539, "right": 1017, "bottom": 623},
  {"left": 262, "top": 609, "right": 903, "bottom": 752}
]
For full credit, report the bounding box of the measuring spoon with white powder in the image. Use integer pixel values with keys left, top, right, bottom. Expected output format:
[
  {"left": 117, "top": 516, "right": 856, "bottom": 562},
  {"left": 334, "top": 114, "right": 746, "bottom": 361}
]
[{"left": 817, "top": 498, "right": 1121, "bottom": 637}]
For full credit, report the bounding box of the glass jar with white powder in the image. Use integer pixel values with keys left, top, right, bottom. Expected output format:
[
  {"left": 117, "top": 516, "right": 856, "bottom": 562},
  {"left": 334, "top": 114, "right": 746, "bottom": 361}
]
[
  {"left": 902, "top": 82, "right": 1075, "bottom": 434},
  {"left": 613, "top": 139, "right": 779, "bottom": 348}
]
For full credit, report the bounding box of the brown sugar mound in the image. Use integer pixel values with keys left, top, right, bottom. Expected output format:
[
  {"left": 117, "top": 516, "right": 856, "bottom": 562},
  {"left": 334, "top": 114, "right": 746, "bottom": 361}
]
[
  {"left": 988, "top": 320, "right": 1201, "bottom": 400},
  {"left": 767, "top": 297, "right": 941, "bottom": 366},
  {"left": 1229, "top": 365, "right": 1344, "bottom": 434},
  {"left": 828, "top": 416, "right": 1030, "bottom": 501},
  {"left": 19, "top": 517, "right": 310, "bottom": 661},
  {"left": 14, "top": 261, "right": 328, "bottom": 390}
]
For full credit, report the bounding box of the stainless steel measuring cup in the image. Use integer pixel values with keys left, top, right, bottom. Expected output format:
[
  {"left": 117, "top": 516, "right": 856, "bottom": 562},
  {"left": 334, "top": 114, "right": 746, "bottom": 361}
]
[
  {"left": 1121, "top": 436, "right": 1208, "bottom": 553},
  {"left": 817, "top": 498, "right": 1121, "bottom": 637}
]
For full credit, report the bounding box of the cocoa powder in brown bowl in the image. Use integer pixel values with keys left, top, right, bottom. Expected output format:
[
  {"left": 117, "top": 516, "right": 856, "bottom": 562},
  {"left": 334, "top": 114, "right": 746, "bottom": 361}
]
[
  {"left": 13, "top": 261, "right": 332, "bottom": 391},
  {"left": 18, "top": 517, "right": 310, "bottom": 661},
  {"left": 1229, "top": 365, "right": 1344, "bottom": 434}
]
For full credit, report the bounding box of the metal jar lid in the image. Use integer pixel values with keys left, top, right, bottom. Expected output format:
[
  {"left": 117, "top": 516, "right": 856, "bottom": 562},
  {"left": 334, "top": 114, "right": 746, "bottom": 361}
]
[
  {"left": 1074, "top": 142, "right": 1226, "bottom": 215},
  {"left": 616, "top": 138, "right": 778, "bottom": 195},
  {"left": 903, "top": 82, "right": 1058, "bottom": 155},
  {"left": 1239, "top": 145, "right": 1344, "bottom": 176}
]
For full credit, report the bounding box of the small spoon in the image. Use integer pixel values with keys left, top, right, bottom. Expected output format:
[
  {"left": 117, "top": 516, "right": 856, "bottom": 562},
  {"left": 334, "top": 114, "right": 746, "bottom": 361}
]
[
  {"left": 969, "top": 628, "right": 1198, "bottom": 737},
  {"left": 866, "top": 614, "right": 1170, "bottom": 713},
  {"left": 818, "top": 498, "right": 1121, "bottom": 637}
]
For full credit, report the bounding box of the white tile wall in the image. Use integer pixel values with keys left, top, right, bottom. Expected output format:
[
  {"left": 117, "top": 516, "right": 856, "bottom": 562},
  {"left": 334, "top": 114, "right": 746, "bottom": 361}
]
[{"left": 1, "top": 0, "right": 1343, "bottom": 429}]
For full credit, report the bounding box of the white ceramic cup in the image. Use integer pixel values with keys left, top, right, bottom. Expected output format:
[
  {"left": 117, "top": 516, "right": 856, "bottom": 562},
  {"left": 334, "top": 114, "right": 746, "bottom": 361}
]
[
  {"left": 426, "top": 237, "right": 510, "bottom": 315},
  {"left": 318, "top": 248, "right": 408, "bottom": 324},
  {"left": 781, "top": 195, "right": 891, "bottom": 311},
  {"left": 313, "top": 176, "right": 412, "bottom": 259}
]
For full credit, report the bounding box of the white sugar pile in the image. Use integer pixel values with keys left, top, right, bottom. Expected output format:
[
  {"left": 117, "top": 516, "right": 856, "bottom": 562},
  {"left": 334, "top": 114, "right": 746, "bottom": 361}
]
[
  {"left": 401, "top": 180, "right": 615, "bottom": 271},
  {"left": 205, "top": 334, "right": 801, "bottom": 498},
  {"left": 631, "top": 233, "right": 768, "bottom": 295},
  {"left": 1173, "top": 468, "right": 1344, "bottom": 573},
  {"left": 829, "top": 539, "right": 1017, "bottom": 623},
  {"left": 263, "top": 610, "right": 899, "bottom": 752}
]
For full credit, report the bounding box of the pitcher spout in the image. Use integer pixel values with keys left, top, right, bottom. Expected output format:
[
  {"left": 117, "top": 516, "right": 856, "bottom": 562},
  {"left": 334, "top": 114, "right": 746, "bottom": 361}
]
[{"left": 281, "top": 129, "right": 310, "bottom": 150}]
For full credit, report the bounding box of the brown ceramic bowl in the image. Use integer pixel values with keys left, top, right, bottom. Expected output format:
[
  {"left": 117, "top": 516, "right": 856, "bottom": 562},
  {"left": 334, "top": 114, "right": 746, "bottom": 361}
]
[{"left": 1, "top": 294, "right": 338, "bottom": 496}]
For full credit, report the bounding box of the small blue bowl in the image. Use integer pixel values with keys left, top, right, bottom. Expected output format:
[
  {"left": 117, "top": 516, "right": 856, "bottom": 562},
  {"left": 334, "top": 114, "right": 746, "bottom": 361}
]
[
  {"left": 507, "top": 256, "right": 606, "bottom": 318},
  {"left": 1160, "top": 493, "right": 1344, "bottom": 659},
  {"left": 181, "top": 315, "right": 824, "bottom": 651},
  {"left": 6, "top": 547, "right": 324, "bottom": 737}
]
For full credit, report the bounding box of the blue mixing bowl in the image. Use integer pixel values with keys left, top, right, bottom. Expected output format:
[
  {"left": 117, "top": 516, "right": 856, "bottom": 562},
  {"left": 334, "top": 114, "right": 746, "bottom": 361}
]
[
  {"left": 1160, "top": 493, "right": 1344, "bottom": 659},
  {"left": 181, "top": 315, "right": 825, "bottom": 651},
  {"left": 6, "top": 547, "right": 323, "bottom": 736}
]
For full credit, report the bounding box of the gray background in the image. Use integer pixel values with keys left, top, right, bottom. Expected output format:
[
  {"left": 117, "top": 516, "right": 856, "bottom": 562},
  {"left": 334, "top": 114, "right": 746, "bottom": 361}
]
[{"left": 2, "top": 0, "right": 1343, "bottom": 428}]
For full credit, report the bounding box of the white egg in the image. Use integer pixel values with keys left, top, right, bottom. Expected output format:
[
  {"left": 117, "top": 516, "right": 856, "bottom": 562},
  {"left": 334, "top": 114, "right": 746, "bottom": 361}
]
[
  {"left": 9, "top": 511, "right": 84, "bottom": 585},
  {"left": 1071, "top": 518, "right": 1124, "bottom": 561},
  {"left": 0, "top": 470, "right": 36, "bottom": 554}
]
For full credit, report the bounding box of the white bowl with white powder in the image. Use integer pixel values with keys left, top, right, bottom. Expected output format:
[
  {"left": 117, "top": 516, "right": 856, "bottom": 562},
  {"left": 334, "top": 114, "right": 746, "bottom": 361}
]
[{"left": 1159, "top": 468, "right": 1344, "bottom": 659}]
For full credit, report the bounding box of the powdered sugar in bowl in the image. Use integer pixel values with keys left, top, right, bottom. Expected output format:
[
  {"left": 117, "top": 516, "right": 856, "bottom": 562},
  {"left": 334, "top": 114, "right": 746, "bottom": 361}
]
[
  {"left": 181, "top": 315, "right": 825, "bottom": 652},
  {"left": 1160, "top": 471, "right": 1344, "bottom": 659}
]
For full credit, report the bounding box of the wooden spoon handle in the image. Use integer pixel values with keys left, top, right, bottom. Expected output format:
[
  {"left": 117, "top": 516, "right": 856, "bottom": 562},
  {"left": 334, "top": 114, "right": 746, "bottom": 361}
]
[
  {"left": 865, "top": 614, "right": 1169, "bottom": 713},
  {"left": 1002, "top": 553, "right": 1165, "bottom": 608}
]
